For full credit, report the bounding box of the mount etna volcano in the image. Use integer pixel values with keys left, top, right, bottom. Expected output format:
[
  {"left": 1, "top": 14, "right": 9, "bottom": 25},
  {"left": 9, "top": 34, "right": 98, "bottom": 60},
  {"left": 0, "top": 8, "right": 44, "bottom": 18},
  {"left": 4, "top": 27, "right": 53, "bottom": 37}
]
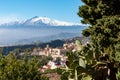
[{"left": 0, "top": 16, "right": 87, "bottom": 46}]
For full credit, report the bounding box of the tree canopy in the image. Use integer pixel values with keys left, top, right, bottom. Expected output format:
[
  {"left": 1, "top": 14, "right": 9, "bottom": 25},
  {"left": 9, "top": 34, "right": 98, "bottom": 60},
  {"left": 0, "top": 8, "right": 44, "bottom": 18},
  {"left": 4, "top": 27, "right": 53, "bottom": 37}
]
[
  {"left": 78, "top": 0, "right": 120, "bottom": 54},
  {"left": 78, "top": 0, "right": 120, "bottom": 79},
  {"left": 62, "top": 0, "right": 120, "bottom": 80},
  {"left": 0, "top": 53, "right": 49, "bottom": 80}
]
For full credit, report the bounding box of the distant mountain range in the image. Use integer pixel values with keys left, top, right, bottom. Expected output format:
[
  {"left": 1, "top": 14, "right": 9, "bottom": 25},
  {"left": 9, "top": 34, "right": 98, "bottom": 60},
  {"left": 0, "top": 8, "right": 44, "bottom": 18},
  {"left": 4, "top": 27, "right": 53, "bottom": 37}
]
[
  {"left": 15, "top": 32, "right": 80, "bottom": 45},
  {"left": 0, "top": 16, "right": 87, "bottom": 46},
  {"left": 2, "top": 36, "right": 89, "bottom": 55},
  {"left": 0, "top": 16, "right": 85, "bottom": 27}
]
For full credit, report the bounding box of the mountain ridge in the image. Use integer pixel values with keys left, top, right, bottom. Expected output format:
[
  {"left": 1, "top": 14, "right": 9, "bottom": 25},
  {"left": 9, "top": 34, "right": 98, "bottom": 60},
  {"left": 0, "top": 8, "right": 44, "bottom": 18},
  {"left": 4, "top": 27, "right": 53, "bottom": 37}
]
[
  {"left": 0, "top": 16, "right": 87, "bottom": 46},
  {"left": 0, "top": 16, "right": 84, "bottom": 27},
  {"left": 1, "top": 36, "right": 89, "bottom": 55}
]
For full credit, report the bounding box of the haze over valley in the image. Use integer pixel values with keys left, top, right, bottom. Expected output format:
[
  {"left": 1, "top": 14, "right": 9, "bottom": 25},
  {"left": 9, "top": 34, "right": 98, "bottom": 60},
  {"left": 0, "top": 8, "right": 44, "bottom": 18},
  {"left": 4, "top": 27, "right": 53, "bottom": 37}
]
[{"left": 0, "top": 16, "right": 87, "bottom": 46}]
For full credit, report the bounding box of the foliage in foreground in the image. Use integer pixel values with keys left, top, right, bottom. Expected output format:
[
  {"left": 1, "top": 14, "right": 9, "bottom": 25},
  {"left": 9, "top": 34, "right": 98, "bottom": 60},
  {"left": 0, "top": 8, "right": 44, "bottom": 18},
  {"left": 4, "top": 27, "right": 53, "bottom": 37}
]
[
  {"left": 0, "top": 53, "right": 49, "bottom": 80},
  {"left": 61, "top": 41, "right": 120, "bottom": 80},
  {"left": 61, "top": 0, "right": 120, "bottom": 80}
]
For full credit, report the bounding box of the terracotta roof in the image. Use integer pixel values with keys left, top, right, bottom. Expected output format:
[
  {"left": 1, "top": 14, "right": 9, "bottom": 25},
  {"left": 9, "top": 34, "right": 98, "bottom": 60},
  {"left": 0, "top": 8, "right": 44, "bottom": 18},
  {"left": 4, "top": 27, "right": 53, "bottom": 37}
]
[{"left": 43, "top": 72, "right": 61, "bottom": 80}]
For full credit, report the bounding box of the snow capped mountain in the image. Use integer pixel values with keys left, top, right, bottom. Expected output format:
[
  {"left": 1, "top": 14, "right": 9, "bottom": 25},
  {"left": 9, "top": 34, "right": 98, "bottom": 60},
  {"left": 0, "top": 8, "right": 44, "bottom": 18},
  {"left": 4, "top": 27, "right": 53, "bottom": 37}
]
[
  {"left": 0, "top": 16, "right": 84, "bottom": 27},
  {"left": 27, "top": 16, "right": 81, "bottom": 26},
  {"left": 0, "top": 16, "right": 87, "bottom": 46}
]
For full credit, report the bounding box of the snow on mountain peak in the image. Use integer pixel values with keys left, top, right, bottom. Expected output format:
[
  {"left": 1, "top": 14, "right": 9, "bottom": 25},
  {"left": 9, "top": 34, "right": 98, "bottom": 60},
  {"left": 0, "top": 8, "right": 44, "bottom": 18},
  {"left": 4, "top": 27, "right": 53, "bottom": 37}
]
[
  {"left": 29, "top": 16, "right": 82, "bottom": 26},
  {"left": 0, "top": 16, "right": 84, "bottom": 27},
  {"left": 31, "top": 16, "right": 50, "bottom": 22}
]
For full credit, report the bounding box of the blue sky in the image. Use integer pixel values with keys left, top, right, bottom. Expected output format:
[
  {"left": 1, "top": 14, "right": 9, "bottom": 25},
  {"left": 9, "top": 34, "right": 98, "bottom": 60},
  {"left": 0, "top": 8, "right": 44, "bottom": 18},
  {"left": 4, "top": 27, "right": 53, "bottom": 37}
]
[{"left": 0, "top": 0, "right": 83, "bottom": 24}]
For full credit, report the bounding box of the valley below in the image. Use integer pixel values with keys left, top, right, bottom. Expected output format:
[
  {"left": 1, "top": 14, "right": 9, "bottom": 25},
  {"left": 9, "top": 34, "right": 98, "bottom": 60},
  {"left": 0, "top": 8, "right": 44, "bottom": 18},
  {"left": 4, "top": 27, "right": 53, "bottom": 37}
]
[{"left": 0, "top": 16, "right": 87, "bottom": 47}]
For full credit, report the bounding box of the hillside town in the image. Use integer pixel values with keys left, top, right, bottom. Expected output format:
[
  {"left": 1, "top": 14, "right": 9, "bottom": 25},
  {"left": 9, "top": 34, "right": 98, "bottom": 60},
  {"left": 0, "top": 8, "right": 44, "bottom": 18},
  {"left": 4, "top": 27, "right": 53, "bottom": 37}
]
[{"left": 29, "top": 41, "right": 88, "bottom": 72}]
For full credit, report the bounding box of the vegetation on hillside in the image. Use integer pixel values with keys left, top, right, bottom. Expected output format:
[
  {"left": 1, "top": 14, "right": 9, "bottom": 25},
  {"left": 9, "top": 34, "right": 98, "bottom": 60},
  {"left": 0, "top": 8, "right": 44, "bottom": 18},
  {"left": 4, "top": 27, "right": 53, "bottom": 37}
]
[{"left": 0, "top": 48, "right": 50, "bottom": 80}]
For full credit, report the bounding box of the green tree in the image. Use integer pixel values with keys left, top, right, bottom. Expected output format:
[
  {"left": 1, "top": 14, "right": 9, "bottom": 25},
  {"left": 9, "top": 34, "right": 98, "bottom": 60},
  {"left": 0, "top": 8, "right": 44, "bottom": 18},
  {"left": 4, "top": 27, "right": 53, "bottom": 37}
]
[
  {"left": 0, "top": 53, "right": 49, "bottom": 80},
  {"left": 77, "top": 0, "right": 120, "bottom": 80},
  {"left": 62, "top": 0, "right": 120, "bottom": 80},
  {"left": 78, "top": 0, "right": 120, "bottom": 55}
]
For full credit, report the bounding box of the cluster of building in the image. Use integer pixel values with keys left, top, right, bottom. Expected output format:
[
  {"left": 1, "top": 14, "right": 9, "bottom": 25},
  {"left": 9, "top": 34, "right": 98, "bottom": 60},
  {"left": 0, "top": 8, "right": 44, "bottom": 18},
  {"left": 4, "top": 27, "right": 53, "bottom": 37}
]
[
  {"left": 31, "top": 42, "right": 84, "bottom": 72},
  {"left": 31, "top": 42, "right": 78, "bottom": 58}
]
